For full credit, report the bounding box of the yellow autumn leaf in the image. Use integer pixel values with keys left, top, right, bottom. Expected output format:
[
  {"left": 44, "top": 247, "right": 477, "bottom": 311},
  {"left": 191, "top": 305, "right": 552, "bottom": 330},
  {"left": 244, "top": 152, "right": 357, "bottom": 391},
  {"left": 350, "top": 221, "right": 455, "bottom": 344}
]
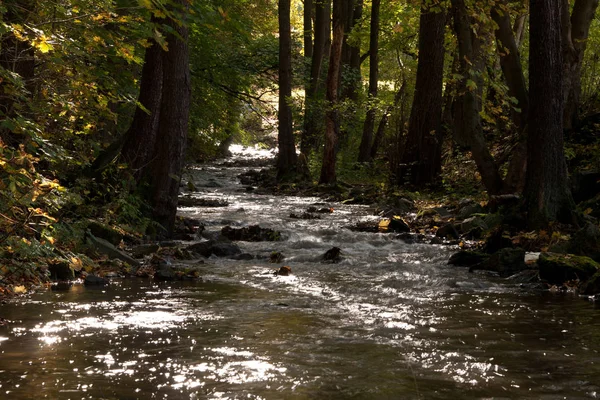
[{"left": 13, "top": 285, "right": 26, "bottom": 294}]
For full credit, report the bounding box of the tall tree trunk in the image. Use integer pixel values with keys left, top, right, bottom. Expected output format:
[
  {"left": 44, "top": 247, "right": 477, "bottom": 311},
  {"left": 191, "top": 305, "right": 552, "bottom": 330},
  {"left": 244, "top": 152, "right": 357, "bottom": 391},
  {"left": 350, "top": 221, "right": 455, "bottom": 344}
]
[
  {"left": 341, "top": 0, "right": 363, "bottom": 101},
  {"left": 526, "top": 0, "right": 575, "bottom": 228},
  {"left": 277, "top": 0, "right": 297, "bottom": 179},
  {"left": 300, "top": 0, "right": 330, "bottom": 157},
  {"left": 491, "top": 0, "right": 530, "bottom": 193},
  {"left": 451, "top": 0, "right": 504, "bottom": 195},
  {"left": 151, "top": 1, "right": 191, "bottom": 236},
  {"left": 371, "top": 80, "right": 405, "bottom": 160},
  {"left": 319, "top": 0, "right": 343, "bottom": 184},
  {"left": 121, "top": 42, "right": 163, "bottom": 178},
  {"left": 357, "top": 0, "right": 380, "bottom": 162},
  {"left": 513, "top": 13, "right": 527, "bottom": 47},
  {"left": 304, "top": 0, "right": 313, "bottom": 60},
  {"left": 562, "top": 0, "right": 599, "bottom": 130},
  {"left": 398, "top": 3, "right": 446, "bottom": 186}
]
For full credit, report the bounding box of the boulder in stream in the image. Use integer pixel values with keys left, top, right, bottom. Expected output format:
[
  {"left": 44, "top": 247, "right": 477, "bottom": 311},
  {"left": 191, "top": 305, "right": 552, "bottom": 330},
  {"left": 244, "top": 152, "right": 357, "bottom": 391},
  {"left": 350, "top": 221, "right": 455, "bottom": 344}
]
[
  {"left": 322, "top": 247, "right": 342, "bottom": 263},
  {"left": 436, "top": 223, "right": 460, "bottom": 240},
  {"left": 178, "top": 196, "right": 229, "bottom": 208},
  {"left": 274, "top": 266, "right": 292, "bottom": 276},
  {"left": 186, "top": 240, "right": 242, "bottom": 258},
  {"left": 448, "top": 251, "right": 489, "bottom": 267},
  {"left": 48, "top": 260, "right": 74, "bottom": 280},
  {"left": 538, "top": 252, "right": 600, "bottom": 285},
  {"left": 221, "top": 225, "right": 282, "bottom": 242},
  {"left": 471, "top": 248, "right": 527, "bottom": 277},
  {"left": 84, "top": 274, "right": 109, "bottom": 286}
]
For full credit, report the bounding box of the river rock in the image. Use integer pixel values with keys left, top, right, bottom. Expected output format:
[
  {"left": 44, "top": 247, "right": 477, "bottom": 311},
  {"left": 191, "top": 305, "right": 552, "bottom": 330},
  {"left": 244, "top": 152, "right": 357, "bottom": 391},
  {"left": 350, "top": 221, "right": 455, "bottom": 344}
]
[
  {"left": 274, "top": 266, "right": 292, "bottom": 276},
  {"left": 568, "top": 223, "right": 600, "bottom": 262},
  {"left": 483, "top": 228, "right": 514, "bottom": 253},
  {"left": 458, "top": 203, "right": 485, "bottom": 220},
  {"left": 433, "top": 207, "right": 452, "bottom": 218},
  {"left": 231, "top": 253, "right": 255, "bottom": 260},
  {"left": 178, "top": 196, "right": 229, "bottom": 207},
  {"left": 436, "top": 223, "right": 459, "bottom": 239},
  {"left": 396, "top": 232, "right": 426, "bottom": 244},
  {"left": 84, "top": 274, "right": 109, "bottom": 286},
  {"left": 210, "top": 242, "right": 242, "bottom": 258},
  {"left": 50, "top": 281, "right": 73, "bottom": 291},
  {"left": 48, "top": 260, "right": 74, "bottom": 280},
  {"left": 290, "top": 212, "right": 321, "bottom": 220},
  {"left": 131, "top": 244, "right": 160, "bottom": 258},
  {"left": 221, "top": 225, "right": 282, "bottom": 242},
  {"left": 448, "top": 251, "right": 489, "bottom": 267},
  {"left": 459, "top": 216, "right": 488, "bottom": 234},
  {"left": 381, "top": 203, "right": 415, "bottom": 219},
  {"left": 88, "top": 221, "right": 123, "bottom": 246},
  {"left": 154, "top": 267, "right": 176, "bottom": 281},
  {"left": 322, "top": 247, "right": 342, "bottom": 263},
  {"left": 348, "top": 221, "right": 379, "bottom": 233},
  {"left": 538, "top": 253, "right": 600, "bottom": 285},
  {"left": 86, "top": 231, "right": 140, "bottom": 267},
  {"left": 473, "top": 248, "right": 527, "bottom": 277},
  {"left": 389, "top": 217, "right": 410, "bottom": 233},
  {"left": 580, "top": 271, "right": 600, "bottom": 295},
  {"left": 186, "top": 240, "right": 242, "bottom": 258},
  {"left": 270, "top": 252, "right": 285, "bottom": 263}
]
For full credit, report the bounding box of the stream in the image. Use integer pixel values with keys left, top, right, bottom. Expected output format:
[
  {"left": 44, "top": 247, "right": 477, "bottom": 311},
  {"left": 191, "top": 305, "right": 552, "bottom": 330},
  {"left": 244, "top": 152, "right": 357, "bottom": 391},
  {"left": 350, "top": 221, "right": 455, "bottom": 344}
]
[{"left": 1, "top": 145, "right": 600, "bottom": 399}]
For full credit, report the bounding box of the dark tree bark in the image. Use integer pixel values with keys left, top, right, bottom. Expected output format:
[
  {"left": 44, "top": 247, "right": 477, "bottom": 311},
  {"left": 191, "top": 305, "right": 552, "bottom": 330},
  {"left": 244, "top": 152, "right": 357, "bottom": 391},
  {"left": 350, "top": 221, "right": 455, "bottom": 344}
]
[
  {"left": 341, "top": 0, "right": 363, "bottom": 101},
  {"left": 277, "top": 0, "right": 297, "bottom": 179},
  {"left": 150, "top": 1, "right": 191, "bottom": 236},
  {"left": 304, "top": 0, "right": 313, "bottom": 60},
  {"left": 121, "top": 42, "right": 163, "bottom": 178},
  {"left": 451, "top": 0, "right": 504, "bottom": 195},
  {"left": 319, "top": 0, "right": 343, "bottom": 184},
  {"left": 371, "top": 80, "right": 405, "bottom": 160},
  {"left": 491, "top": 0, "right": 529, "bottom": 193},
  {"left": 513, "top": 13, "right": 527, "bottom": 47},
  {"left": 300, "top": 0, "right": 330, "bottom": 157},
  {"left": 357, "top": 0, "right": 380, "bottom": 162},
  {"left": 398, "top": 3, "right": 446, "bottom": 185},
  {"left": 562, "top": 0, "right": 599, "bottom": 130},
  {"left": 526, "top": 0, "right": 575, "bottom": 228},
  {"left": 0, "top": 0, "right": 36, "bottom": 146}
]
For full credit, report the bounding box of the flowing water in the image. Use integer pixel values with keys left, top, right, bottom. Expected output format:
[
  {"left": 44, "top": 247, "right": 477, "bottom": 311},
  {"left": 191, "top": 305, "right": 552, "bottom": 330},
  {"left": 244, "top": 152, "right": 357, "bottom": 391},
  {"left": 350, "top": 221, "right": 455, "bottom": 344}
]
[{"left": 1, "top": 146, "right": 600, "bottom": 399}]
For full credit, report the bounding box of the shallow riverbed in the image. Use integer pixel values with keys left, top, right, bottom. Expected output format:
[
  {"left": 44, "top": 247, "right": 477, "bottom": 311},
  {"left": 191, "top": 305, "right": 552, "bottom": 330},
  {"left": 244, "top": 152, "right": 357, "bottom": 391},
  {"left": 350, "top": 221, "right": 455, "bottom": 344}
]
[{"left": 1, "top": 146, "right": 599, "bottom": 399}]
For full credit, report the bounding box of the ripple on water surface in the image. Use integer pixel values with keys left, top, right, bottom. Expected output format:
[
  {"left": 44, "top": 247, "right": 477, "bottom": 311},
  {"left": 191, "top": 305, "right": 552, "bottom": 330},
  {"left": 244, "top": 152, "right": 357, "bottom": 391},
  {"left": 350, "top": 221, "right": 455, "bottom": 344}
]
[{"left": 2, "top": 146, "right": 600, "bottom": 399}]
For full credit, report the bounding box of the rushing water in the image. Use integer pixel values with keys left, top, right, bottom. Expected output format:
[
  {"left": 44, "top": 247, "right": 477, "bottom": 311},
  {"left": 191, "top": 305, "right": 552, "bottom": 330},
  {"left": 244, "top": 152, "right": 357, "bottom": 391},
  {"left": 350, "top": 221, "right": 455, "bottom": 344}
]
[{"left": 1, "top": 145, "right": 600, "bottom": 399}]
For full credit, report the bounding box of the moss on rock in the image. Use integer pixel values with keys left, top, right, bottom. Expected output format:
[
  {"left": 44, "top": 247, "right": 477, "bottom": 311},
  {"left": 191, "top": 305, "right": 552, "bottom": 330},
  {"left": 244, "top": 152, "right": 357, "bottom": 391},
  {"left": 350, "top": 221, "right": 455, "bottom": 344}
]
[{"left": 538, "top": 252, "right": 600, "bottom": 285}]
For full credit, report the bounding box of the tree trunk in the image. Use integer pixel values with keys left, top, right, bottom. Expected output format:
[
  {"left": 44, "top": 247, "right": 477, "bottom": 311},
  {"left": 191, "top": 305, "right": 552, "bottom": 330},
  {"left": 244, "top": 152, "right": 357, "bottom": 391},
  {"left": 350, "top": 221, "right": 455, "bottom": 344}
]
[
  {"left": 526, "top": 0, "right": 575, "bottom": 228},
  {"left": 491, "top": 0, "right": 530, "bottom": 193},
  {"left": 562, "top": 0, "right": 599, "bottom": 130},
  {"left": 304, "top": 0, "right": 313, "bottom": 60},
  {"left": 371, "top": 80, "right": 405, "bottom": 160},
  {"left": 398, "top": 3, "right": 446, "bottom": 186},
  {"left": 300, "top": 0, "right": 330, "bottom": 157},
  {"left": 341, "top": 0, "right": 363, "bottom": 101},
  {"left": 121, "top": 42, "right": 163, "bottom": 178},
  {"left": 277, "top": 0, "right": 297, "bottom": 179},
  {"left": 451, "top": 0, "right": 504, "bottom": 195},
  {"left": 151, "top": 1, "right": 191, "bottom": 236},
  {"left": 319, "top": 0, "right": 343, "bottom": 184},
  {"left": 513, "top": 12, "right": 527, "bottom": 47},
  {"left": 357, "top": 0, "right": 380, "bottom": 162}
]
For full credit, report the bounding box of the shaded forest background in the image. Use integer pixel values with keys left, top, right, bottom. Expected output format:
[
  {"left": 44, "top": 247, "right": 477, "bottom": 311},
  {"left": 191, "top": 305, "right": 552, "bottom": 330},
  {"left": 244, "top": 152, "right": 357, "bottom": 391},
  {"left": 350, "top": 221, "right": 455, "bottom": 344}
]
[{"left": 1, "top": 0, "right": 600, "bottom": 288}]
